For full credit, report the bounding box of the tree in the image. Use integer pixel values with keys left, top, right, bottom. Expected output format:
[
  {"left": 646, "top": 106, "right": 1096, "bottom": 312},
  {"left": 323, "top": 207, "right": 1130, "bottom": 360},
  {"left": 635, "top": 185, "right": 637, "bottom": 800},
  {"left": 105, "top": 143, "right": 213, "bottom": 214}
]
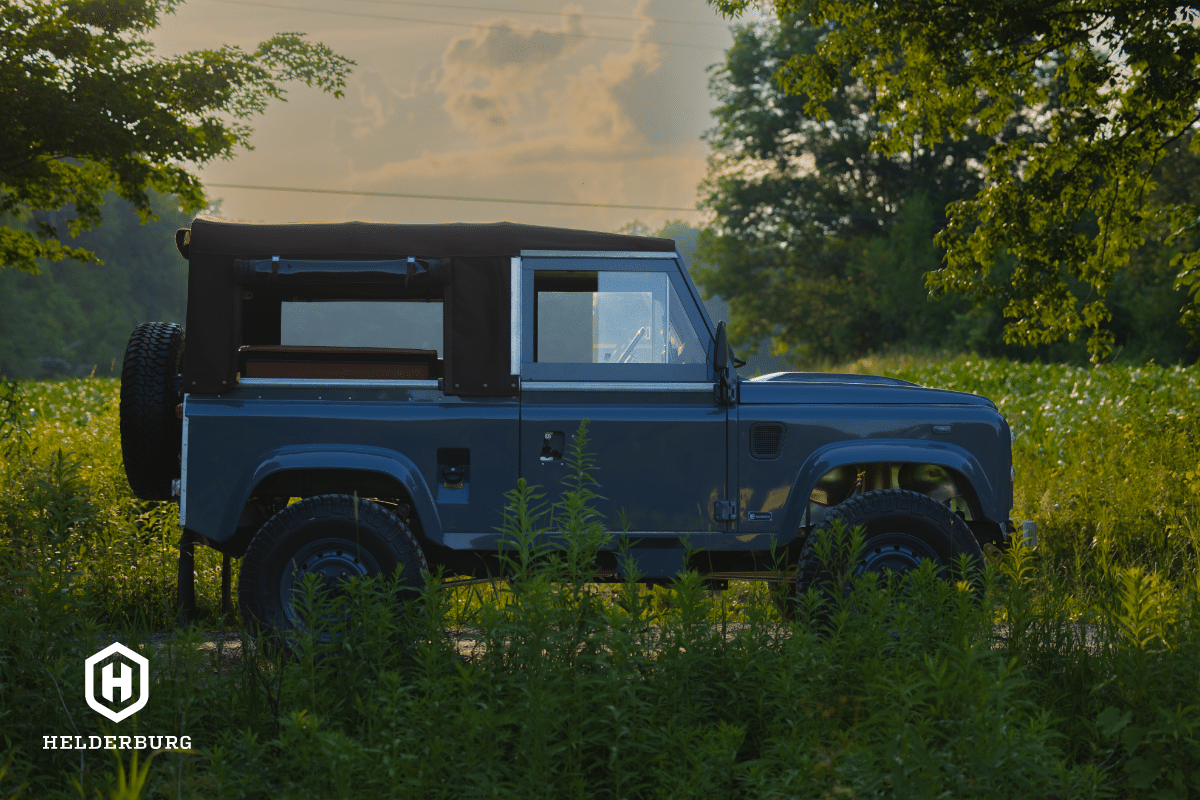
[
  {"left": 694, "top": 13, "right": 995, "bottom": 363},
  {"left": 0, "top": 191, "right": 194, "bottom": 378},
  {"left": 0, "top": 0, "right": 353, "bottom": 273},
  {"left": 710, "top": 0, "right": 1200, "bottom": 359}
]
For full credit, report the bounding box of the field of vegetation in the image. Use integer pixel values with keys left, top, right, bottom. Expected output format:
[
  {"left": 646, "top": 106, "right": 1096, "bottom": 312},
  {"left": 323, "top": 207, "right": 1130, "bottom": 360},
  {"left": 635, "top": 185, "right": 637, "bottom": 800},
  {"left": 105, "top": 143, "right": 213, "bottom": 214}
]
[{"left": 1, "top": 356, "right": 1198, "bottom": 798}]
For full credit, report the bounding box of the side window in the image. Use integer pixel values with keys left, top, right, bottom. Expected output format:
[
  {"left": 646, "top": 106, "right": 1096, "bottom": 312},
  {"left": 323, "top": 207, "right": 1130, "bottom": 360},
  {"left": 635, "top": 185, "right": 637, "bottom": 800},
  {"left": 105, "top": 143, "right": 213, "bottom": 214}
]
[
  {"left": 281, "top": 300, "right": 443, "bottom": 354},
  {"left": 534, "top": 270, "right": 705, "bottom": 365}
]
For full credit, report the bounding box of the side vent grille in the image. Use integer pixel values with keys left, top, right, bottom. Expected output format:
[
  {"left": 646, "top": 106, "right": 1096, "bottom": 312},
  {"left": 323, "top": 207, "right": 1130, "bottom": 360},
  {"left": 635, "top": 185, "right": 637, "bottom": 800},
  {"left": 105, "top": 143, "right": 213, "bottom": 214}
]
[{"left": 750, "top": 423, "right": 785, "bottom": 459}]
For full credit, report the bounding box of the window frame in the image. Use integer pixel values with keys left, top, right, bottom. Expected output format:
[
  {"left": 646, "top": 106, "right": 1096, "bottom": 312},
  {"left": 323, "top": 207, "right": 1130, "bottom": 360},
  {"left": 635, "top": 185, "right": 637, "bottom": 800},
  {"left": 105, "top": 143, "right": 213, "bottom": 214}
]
[{"left": 519, "top": 255, "right": 713, "bottom": 383}]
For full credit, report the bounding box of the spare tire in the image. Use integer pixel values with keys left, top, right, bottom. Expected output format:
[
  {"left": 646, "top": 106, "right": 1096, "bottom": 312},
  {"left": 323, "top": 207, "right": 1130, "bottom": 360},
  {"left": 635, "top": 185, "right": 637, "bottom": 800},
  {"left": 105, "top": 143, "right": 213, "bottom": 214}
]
[{"left": 120, "top": 322, "right": 184, "bottom": 501}]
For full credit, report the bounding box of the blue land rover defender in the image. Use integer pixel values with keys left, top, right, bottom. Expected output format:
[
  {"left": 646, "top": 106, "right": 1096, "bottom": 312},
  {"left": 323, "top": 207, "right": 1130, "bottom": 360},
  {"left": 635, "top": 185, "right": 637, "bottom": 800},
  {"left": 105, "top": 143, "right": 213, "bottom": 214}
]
[{"left": 119, "top": 217, "right": 1027, "bottom": 633}]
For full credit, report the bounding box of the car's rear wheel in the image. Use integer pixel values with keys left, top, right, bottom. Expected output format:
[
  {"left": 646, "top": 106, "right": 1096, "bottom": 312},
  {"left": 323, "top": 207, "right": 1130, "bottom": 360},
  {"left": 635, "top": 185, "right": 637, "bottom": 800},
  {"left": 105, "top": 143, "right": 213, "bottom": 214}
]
[
  {"left": 794, "top": 489, "right": 983, "bottom": 618},
  {"left": 239, "top": 495, "right": 428, "bottom": 642}
]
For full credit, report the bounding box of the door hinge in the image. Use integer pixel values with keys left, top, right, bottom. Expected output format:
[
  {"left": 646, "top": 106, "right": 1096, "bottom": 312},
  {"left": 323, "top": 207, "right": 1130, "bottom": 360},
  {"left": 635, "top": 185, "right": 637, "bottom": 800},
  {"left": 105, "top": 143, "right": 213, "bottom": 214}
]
[{"left": 713, "top": 499, "right": 737, "bottom": 522}]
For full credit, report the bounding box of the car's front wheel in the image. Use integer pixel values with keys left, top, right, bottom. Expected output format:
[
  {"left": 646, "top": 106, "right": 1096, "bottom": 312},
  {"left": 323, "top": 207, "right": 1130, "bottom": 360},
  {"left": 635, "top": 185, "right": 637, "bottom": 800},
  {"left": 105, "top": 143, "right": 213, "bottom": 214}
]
[
  {"left": 794, "top": 489, "right": 983, "bottom": 616},
  {"left": 238, "top": 495, "right": 428, "bottom": 641}
]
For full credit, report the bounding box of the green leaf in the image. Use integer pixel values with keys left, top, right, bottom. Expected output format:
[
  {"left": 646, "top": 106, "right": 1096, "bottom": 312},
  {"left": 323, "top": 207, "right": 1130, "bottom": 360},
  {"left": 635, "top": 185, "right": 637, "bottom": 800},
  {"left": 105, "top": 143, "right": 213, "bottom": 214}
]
[
  {"left": 1097, "top": 706, "right": 1131, "bottom": 739},
  {"left": 1122, "top": 724, "right": 1148, "bottom": 755},
  {"left": 0, "top": 0, "right": 354, "bottom": 270},
  {"left": 710, "top": 0, "right": 1200, "bottom": 359}
]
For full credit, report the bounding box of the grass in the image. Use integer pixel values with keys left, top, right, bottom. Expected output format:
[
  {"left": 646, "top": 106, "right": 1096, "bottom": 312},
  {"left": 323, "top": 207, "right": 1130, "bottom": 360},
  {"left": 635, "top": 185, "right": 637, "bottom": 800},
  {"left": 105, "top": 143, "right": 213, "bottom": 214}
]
[
  {"left": 0, "top": 357, "right": 1198, "bottom": 798},
  {"left": 856, "top": 355, "right": 1200, "bottom": 579}
]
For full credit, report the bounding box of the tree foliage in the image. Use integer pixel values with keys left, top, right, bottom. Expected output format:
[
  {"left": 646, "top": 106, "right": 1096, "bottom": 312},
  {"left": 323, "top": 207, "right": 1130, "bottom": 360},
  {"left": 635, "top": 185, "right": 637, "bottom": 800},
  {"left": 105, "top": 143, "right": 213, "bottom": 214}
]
[
  {"left": 0, "top": 0, "right": 353, "bottom": 272},
  {"left": 694, "top": 13, "right": 996, "bottom": 363},
  {"left": 710, "top": 0, "right": 1200, "bottom": 359},
  {"left": 0, "top": 192, "right": 193, "bottom": 378}
]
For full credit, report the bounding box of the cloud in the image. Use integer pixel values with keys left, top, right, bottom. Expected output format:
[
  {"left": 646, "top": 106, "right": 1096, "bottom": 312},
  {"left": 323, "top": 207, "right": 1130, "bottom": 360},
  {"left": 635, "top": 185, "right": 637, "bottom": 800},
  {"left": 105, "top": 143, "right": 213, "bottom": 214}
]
[
  {"left": 314, "top": 1, "right": 713, "bottom": 226},
  {"left": 607, "top": 0, "right": 723, "bottom": 147},
  {"left": 544, "top": 0, "right": 663, "bottom": 144},
  {"left": 339, "top": 2, "right": 678, "bottom": 162},
  {"left": 439, "top": 9, "right": 586, "bottom": 135},
  {"left": 443, "top": 12, "right": 585, "bottom": 72}
]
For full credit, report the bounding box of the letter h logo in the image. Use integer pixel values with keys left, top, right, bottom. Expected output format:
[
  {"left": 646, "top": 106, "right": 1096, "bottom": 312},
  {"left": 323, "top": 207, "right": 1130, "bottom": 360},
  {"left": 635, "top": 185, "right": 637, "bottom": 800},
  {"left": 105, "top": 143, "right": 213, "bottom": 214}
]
[
  {"left": 85, "top": 643, "right": 149, "bottom": 723},
  {"left": 103, "top": 661, "right": 132, "bottom": 702}
]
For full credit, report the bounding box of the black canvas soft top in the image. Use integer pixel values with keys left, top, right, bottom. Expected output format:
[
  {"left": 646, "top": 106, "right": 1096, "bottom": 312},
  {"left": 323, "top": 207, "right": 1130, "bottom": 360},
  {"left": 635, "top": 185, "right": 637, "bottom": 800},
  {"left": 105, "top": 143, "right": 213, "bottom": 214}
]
[
  {"left": 179, "top": 217, "right": 677, "bottom": 395},
  {"left": 177, "top": 217, "right": 676, "bottom": 260}
]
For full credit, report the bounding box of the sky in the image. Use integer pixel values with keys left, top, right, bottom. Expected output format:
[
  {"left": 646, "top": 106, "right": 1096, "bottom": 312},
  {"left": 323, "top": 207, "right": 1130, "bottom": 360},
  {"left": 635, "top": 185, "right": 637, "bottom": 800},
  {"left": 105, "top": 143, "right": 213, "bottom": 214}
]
[{"left": 150, "top": 0, "right": 743, "bottom": 233}]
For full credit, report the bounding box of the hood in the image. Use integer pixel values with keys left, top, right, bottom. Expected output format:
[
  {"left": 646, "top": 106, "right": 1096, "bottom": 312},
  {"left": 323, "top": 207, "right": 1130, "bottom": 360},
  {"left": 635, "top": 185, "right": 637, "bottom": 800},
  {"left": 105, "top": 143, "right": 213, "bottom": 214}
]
[{"left": 740, "top": 372, "right": 995, "bottom": 407}]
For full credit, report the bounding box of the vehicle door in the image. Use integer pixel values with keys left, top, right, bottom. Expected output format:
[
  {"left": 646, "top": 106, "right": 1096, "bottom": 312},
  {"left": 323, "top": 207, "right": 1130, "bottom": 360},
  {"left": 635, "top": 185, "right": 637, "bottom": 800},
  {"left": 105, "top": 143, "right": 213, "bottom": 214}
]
[{"left": 517, "top": 253, "right": 729, "bottom": 535}]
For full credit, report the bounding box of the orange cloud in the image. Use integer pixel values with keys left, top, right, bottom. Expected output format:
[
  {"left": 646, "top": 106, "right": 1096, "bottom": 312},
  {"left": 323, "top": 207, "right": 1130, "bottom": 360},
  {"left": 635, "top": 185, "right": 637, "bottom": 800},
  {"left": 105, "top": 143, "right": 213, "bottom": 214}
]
[{"left": 439, "top": 9, "right": 586, "bottom": 135}]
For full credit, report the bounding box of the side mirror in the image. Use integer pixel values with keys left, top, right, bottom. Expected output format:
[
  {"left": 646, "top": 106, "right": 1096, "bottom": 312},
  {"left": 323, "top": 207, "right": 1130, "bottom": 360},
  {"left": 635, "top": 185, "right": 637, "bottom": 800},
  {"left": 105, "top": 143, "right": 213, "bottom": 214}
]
[{"left": 713, "top": 321, "right": 738, "bottom": 405}]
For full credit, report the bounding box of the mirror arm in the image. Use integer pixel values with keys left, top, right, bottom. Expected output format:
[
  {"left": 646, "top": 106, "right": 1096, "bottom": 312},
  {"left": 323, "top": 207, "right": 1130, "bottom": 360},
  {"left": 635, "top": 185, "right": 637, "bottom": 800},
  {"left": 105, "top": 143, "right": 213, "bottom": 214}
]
[{"left": 713, "top": 321, "right": 736, "bottom": 405}]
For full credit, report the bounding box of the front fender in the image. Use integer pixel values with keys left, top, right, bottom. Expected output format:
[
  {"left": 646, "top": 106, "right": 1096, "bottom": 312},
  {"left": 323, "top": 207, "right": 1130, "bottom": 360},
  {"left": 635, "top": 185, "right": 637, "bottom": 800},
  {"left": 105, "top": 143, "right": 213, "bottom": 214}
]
[
  {"left": 777, "top": 439, "right": 1001, "bottom": 539},
  {"left": 209, "top": 445, "right": 443, "bottom": 546}
]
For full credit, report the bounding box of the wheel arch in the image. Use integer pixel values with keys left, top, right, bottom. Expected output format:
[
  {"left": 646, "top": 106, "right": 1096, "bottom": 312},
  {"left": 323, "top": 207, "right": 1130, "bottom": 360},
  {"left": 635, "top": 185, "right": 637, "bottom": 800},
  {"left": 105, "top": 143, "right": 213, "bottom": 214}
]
[
  {"left": 778, "top": 440, "right": 1001, "bottom": 540},
  {"left": 204, "top": 447, "right": 444, "bottom": 552}
]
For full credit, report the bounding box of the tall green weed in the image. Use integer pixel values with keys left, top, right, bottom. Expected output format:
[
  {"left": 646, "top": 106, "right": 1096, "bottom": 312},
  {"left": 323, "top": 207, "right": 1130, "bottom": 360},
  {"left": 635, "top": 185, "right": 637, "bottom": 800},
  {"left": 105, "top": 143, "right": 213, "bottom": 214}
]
[
  {"left": 2, "top": 362, "right": 1200, "bottom": 797},
  {"left": 865, "top": 356, "right": 1200, "bottom": 581},
  {"left": 0, "top": 378, "right": 229, "bottom": 627},
  {"left": 194, "top": 438, "right": 1095, "bottom": 799}
]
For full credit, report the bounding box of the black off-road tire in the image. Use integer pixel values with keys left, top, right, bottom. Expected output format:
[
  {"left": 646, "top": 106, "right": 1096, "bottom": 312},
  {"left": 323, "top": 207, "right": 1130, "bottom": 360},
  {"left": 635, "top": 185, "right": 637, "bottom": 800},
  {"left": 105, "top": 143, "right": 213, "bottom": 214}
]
[
  {"left": 119, "top": 322, "right": 184, "bottom": 501},
  {"left": 794, "top": 490, "right": 984, "bottom": 614},
  {"left": 238, "top": 495, "right": 429, "bottom": 641}
]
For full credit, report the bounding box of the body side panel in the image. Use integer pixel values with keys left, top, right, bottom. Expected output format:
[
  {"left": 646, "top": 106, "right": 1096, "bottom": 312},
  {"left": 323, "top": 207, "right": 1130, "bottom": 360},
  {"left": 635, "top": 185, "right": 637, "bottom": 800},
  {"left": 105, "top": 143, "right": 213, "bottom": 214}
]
[
  {"left": 520, "top": 387, "right": 727, "bottom": 534},
  {"left": 182, "top": 385, "right": 518, "bottom": 545},
  {"left": 737, "top": 402, "right": 1011, "bottom": 544}
]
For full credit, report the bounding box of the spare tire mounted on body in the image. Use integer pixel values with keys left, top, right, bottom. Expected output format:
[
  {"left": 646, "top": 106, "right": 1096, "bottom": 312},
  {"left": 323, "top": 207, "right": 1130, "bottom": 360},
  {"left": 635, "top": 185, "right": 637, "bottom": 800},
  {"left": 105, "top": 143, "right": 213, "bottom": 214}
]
[{"left": 120, "top": 322, "right": 184, "bottom": 501}]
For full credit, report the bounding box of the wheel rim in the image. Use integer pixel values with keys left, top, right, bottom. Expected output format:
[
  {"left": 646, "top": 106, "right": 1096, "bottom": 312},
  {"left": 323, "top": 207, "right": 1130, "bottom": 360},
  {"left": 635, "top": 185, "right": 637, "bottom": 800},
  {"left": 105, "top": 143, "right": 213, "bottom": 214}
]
[
  {"left": 280, "top": 538, "right": 383, "bottom": 631},
  {"left": 854, "top": 532, "right": 943, "bottom": 581}
]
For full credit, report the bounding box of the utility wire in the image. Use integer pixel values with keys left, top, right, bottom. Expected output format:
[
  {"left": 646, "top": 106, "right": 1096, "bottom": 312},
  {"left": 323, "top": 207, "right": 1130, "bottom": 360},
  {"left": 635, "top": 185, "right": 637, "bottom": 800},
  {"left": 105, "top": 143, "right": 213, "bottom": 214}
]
[
  {"left": 341, "top": 0, "right": 729, "bottom": 27},
  {"left": 205, "top": 182, "right": 703, "bottom": 212},
  {"left": 204, "top": 183, "right": 934, "bottom": 221},
  {"left": 204, "top": 0, "right": 728, "bottom": 52}
]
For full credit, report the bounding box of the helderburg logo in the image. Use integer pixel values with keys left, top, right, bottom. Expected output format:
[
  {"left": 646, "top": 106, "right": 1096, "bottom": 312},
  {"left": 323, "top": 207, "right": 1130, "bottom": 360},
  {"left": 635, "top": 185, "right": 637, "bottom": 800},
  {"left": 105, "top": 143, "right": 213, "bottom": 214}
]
[
  {"left": 42, "top": 643, "right": 193, "bottom": 752},
  {"left": 84, "top": 642, "right": 149, "bottom": 723}
]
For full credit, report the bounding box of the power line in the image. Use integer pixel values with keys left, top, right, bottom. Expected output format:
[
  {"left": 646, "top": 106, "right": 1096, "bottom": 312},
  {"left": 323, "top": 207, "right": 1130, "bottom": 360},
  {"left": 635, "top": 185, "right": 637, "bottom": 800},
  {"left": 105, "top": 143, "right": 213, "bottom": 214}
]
[
  {"left": 205, "top": 182, "right": 703, "bottom": 212},
  {"left": 343, "top": 0, "right": 728, "bottom": 28},
  {"left": 205, "top": 0, "right": 728, "bottom": 52}
]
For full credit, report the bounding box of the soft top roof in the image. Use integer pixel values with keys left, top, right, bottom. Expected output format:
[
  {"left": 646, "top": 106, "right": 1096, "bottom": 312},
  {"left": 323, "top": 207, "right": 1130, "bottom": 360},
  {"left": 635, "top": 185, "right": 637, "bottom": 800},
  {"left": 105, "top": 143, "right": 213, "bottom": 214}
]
[
  {"left": 180, "top": 217, "right": 677, "bottom": 395},
  {"left": 182, "top": 216, "right": 676, "bottom": 259}
]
